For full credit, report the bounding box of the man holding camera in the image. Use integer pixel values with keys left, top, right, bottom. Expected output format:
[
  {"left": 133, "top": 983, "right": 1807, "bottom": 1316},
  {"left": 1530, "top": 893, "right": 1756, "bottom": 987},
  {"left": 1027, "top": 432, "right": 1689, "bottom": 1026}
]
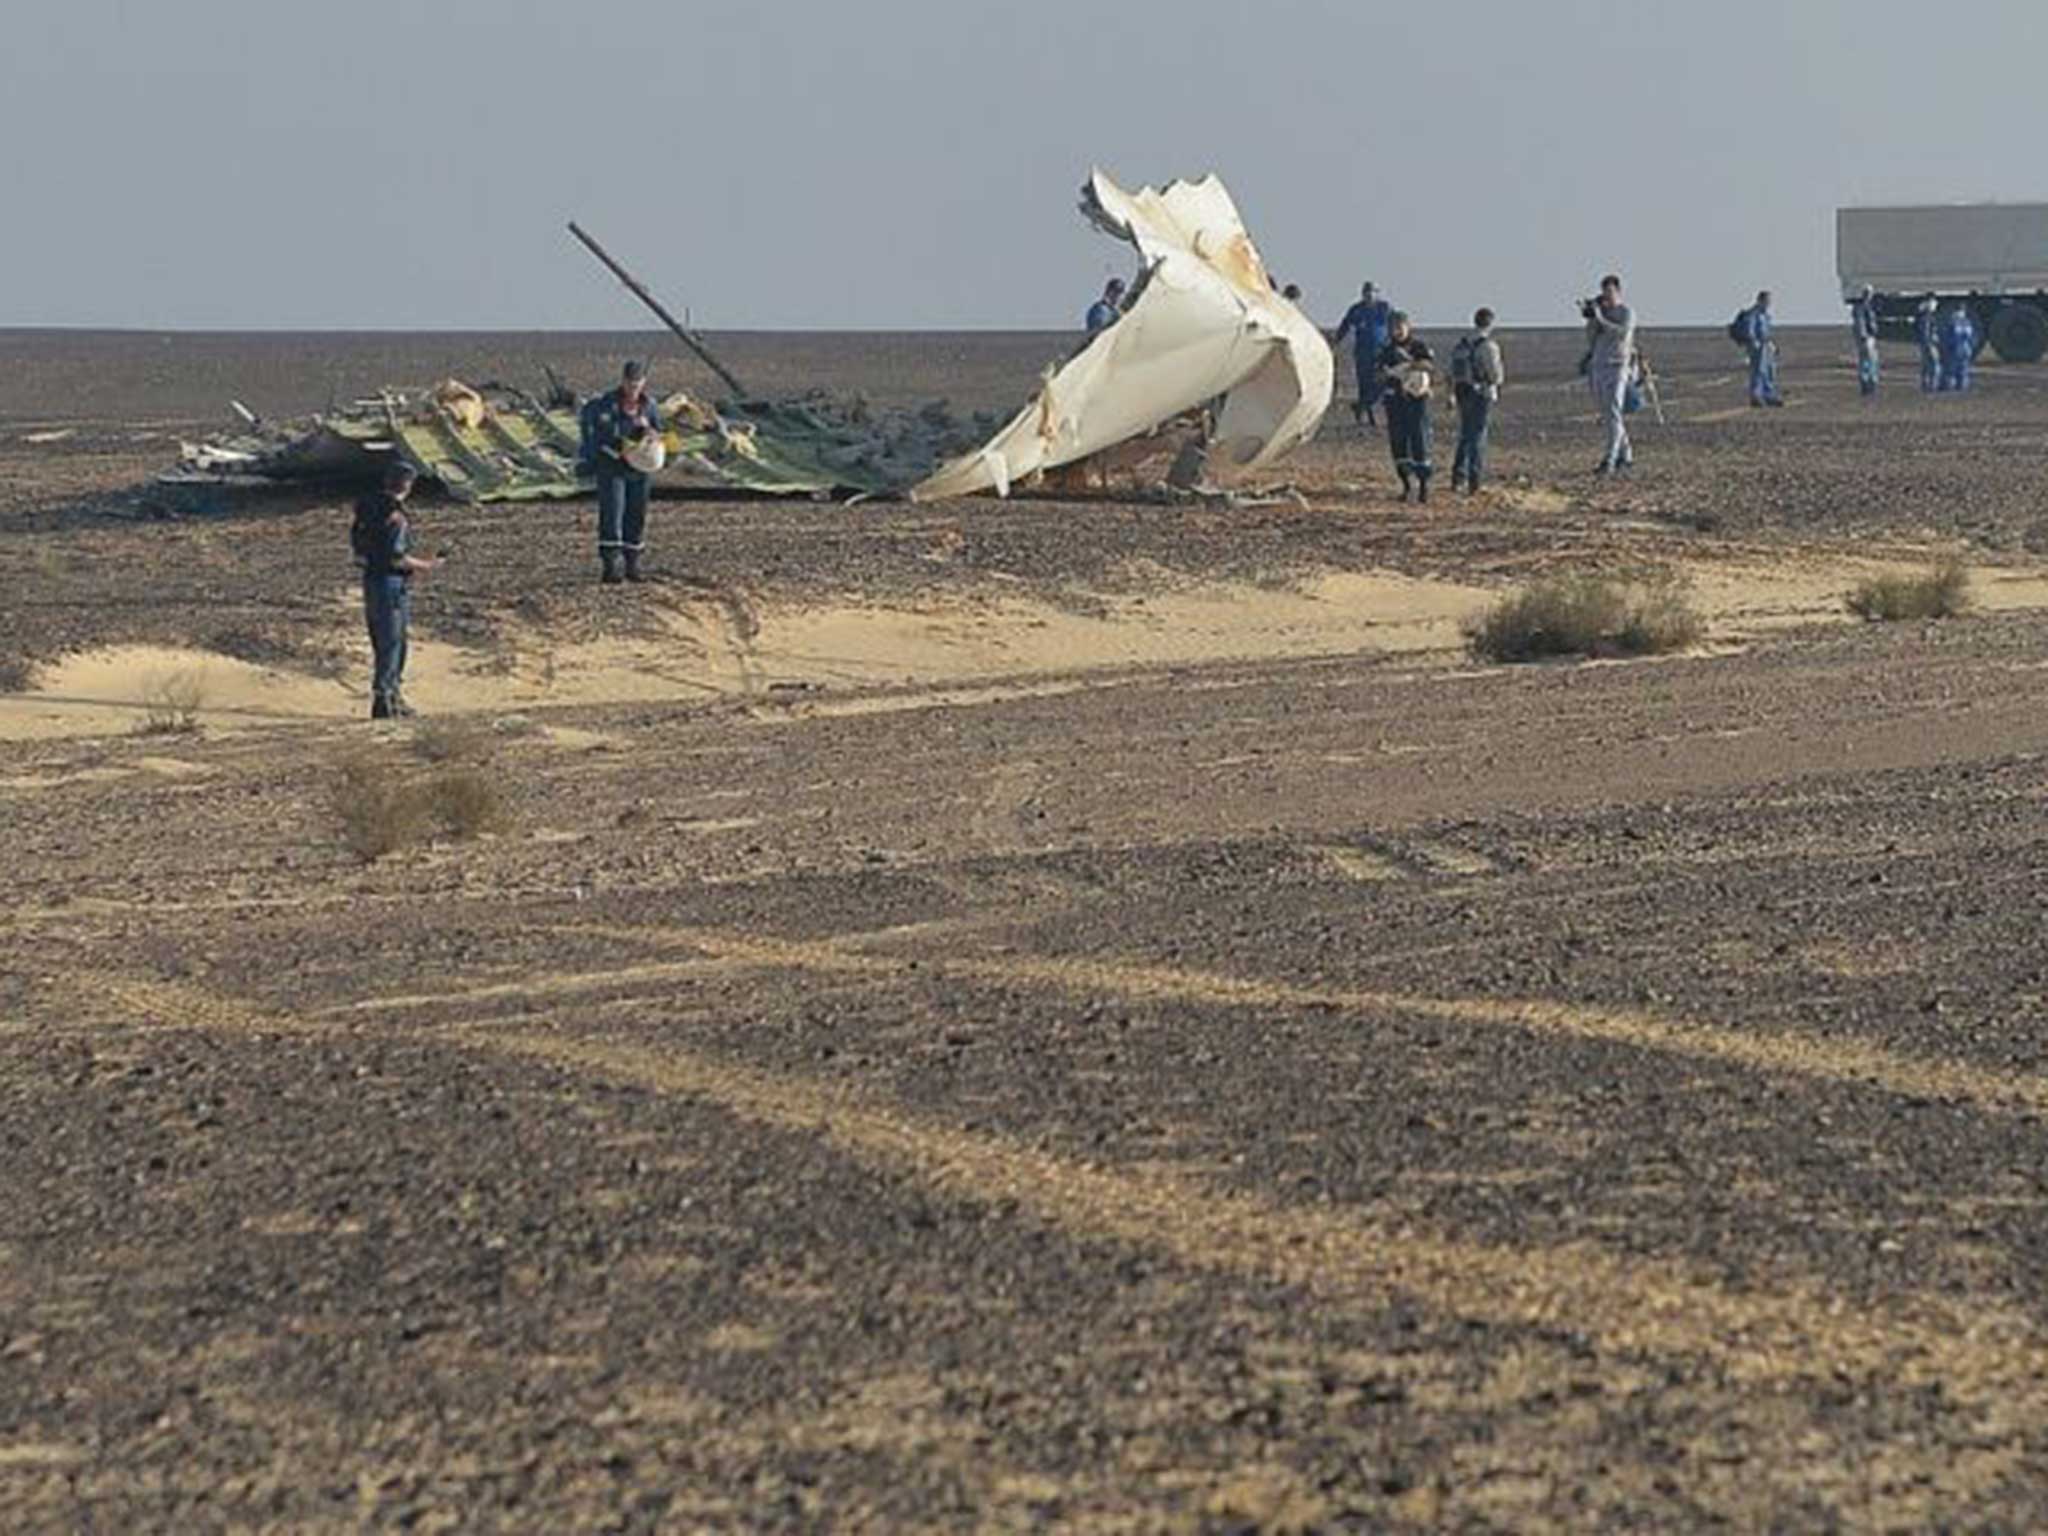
[
  {"left": 1582, "top": 275, "right": 1636, "bottom": 474},
  {"left": 578, "top": 359, "right": 665, "bottom": 585}
]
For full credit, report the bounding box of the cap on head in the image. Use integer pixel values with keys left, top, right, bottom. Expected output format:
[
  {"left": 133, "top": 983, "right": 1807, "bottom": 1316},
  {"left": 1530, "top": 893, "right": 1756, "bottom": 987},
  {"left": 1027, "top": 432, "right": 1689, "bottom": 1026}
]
[
  {"left": 1362, "top": 281, "right": 1376, "bottom": 295},
  {"left": 1105, "top": 277, "right": 1125, "bottom": 296},
  {"left": 1600, "top": 273, "right": 1622, "bottom": 294},
  {"left": 383, "top": 460, "right": 418, "bottom": 492},
  {"left": 621, "top": 360, "right": 647, "bottom": 385},
  {"left": 1474, "top": 307, "right": 1495, "bottom": 329}
]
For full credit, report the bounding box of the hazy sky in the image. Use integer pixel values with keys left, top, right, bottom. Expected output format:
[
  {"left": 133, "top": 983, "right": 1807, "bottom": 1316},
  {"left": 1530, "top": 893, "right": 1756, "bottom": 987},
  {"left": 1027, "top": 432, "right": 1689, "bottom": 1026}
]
[{"left": 4, "top": 0, "right": 2037, "bottom": 330}]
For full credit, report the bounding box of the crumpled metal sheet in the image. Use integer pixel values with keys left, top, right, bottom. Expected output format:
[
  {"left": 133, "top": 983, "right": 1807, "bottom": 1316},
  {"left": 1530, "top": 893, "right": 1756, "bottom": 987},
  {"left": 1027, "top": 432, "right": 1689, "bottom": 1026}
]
[
  {"left": 166, "top": 385, "right": 998, "bottom": 503},
  {"left": 910, "top": 170, "right": 1333, "bottom": 502}
]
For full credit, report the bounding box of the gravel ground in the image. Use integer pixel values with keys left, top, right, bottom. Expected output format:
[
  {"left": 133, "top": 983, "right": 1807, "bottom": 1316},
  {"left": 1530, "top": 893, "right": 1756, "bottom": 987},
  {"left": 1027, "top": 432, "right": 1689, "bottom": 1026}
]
[{"left": 4, "top": 329, "right": 2048, "bottom": 1530}]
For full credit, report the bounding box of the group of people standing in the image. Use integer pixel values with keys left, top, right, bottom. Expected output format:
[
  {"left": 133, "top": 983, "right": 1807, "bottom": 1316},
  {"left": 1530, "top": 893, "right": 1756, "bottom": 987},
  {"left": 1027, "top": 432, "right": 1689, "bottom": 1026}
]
[
  {"left": 1912, "top": 294, "right": 1979, "bottom": 395},
  {"left": 1333, "top": 283, "right": 1506, "bottom": 499},
  {"left": 1747, "top": 285, "right": 1977, "bottom": 402},
  {"left": 1333, "top": 276, "right": 1651, "bottom": 491}
]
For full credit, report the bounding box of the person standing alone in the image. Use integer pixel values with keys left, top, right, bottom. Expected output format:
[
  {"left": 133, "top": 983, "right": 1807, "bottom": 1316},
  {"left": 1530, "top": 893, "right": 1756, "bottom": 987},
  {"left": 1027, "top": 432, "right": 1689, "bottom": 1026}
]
[
  {"left": 578, "top": 360, "right": 664, "bottom": 584},
  {"left": 1850, "top": 284, "right": 1881, "bottom": 398},
  {"left": 1333, "top": 281, "right": 1393, "bottom": 426},
  {"left": 1583, "top": 274, "right": 1636, "bottom": 474},
  {"left": 1449, "top": 308, "right": 1505, "bottom": 495},
  {"left": 350, "top": 461, "right": 439, "bottom": 720},
  {"left": 1736, "top": 290, "right": 1784, "bottom": 407}
]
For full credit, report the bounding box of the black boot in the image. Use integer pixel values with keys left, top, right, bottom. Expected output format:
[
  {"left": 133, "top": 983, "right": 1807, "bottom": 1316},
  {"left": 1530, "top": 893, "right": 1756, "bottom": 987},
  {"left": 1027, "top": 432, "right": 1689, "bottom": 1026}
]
[
  {"left": 1416, "top": 475, "right": 1431, "bottom": 505},
  {"left": 601, "top": 551, "right": 623, "bottom": 585},
  {"left": 370, "top": 695, "right": 392, "bottom": 721},
  {"left": 389, "top": 693, "right": 416, "bottom": 719},
  {"left": 1397, "top": 474, "right": 1412, "bottom": 503},
  {"left": 624, "top": 550, "right": 644, "bottom": 583}
]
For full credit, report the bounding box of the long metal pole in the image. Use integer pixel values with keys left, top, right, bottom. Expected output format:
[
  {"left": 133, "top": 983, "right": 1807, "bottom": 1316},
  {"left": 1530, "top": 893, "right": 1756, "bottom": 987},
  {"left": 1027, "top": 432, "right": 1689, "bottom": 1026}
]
[{"left": 567, "top": 221, "right": 749, "bottom": 400}]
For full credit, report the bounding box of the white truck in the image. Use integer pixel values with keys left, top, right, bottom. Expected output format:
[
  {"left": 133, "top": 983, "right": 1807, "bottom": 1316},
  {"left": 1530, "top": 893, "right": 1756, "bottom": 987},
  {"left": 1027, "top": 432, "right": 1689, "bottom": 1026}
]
[{"left": 1837, "top": 204, "right": 2048, "bottom": 362}]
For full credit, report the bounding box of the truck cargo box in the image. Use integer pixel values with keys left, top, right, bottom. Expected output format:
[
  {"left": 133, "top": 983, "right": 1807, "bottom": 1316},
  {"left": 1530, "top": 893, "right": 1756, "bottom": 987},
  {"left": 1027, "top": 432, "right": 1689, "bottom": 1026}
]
[{"left": 1837, "top": 204, "right": 2048, "bottom": 298}]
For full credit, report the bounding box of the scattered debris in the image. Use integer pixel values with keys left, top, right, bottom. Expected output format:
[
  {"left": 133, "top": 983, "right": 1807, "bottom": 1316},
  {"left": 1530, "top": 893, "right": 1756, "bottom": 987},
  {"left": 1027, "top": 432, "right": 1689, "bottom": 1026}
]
[
  {"left": 158, "top": 168, "right": 1329, "bottom": 507},
  {"left": 24, "top": 428, "right": 76, "bottom": 444},
  {"left": 164, "top": 380, "right": 1002, "bottom": 503}
]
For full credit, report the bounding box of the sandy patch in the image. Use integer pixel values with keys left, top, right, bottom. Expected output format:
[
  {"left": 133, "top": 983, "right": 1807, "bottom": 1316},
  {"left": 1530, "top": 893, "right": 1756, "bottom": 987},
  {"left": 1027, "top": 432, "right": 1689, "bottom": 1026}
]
[{"left": 6, "top": 559, "right": 2046, "bottom": 741}]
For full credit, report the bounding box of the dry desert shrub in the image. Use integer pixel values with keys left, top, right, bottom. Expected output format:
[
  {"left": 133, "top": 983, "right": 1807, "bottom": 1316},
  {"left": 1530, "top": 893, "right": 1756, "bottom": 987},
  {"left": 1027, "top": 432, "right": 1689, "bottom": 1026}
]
[
  {"left": 137, "top": 669, "right": 206, "bottom": 734},
  {"left": 333, "top": 749, "right": 510, "bottom": 862},
  {"left": 1466, "top": 573, "right": 1703, "bottom": 663},
  {"left": 333, "top": 753, "right": 433, "bottom": 862},
  {"left": 411, "top": 716, "right": 492, "bottom": 764},
  {"left": 1846, "top": 558, "right": 1971, "bottom": 622},
  {"left": 0, "top": 654, "right": 32, "bottom": 693},
  {"left": 427, "top": 766, "right": 507, "bottom": 839}
]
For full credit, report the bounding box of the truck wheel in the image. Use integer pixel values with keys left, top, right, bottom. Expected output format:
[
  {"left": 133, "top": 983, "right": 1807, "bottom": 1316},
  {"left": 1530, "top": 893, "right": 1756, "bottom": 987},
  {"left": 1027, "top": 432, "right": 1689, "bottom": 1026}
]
[{"left": 1988, "top": 304, "right": 2048, "bottom": 364}]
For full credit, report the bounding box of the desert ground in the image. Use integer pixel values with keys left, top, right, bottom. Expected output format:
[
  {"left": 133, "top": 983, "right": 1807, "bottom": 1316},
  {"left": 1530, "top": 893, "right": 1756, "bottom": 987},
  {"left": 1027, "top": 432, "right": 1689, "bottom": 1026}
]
[{"left": 5, "top": 323, "right": 2048, "bottom": 1530}]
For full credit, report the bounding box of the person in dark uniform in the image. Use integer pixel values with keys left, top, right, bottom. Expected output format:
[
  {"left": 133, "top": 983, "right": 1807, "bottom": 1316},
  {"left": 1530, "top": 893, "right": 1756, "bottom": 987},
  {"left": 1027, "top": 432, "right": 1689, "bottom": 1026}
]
[
  {"left": 578, "top": 360, "right": 665, "bottom": 584},
  {"left": 1376, "top": 311, "right": 1437, "bottom": 503},
  {"left": 350, "top": 461, "right": 439, "bottom": 719}
]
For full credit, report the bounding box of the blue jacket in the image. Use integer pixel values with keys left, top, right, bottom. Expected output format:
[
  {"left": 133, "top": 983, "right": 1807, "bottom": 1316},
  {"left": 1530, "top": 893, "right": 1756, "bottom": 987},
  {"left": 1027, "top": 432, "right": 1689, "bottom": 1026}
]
[
  {"left": 1942, "top": 309, "right": 1977, "bottom": 354},
  {"left": 1335, "top": 299, "right": 1392, "bottom": 355},
  {"left": 1742, "top": 306, "right": 1773, "bottom": 349},
  {"left": 1850, "top": 297, "right": 1879, "bottom": 341},
  {"left": 1085, "top": 299, "right": 1120, "bottom": 333},
  {"left": 578, "top": 389, "right": 664, "bottom": 477}
]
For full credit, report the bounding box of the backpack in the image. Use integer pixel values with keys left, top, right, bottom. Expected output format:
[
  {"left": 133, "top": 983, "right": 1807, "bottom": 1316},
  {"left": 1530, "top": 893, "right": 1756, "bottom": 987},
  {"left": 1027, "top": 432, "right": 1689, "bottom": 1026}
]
[
  {"left": 1726, "top": 309, "right": 1751, "bottom": 347},
  {"left": 1449, "top": 336, "right": 1478, "bottom": 389}
]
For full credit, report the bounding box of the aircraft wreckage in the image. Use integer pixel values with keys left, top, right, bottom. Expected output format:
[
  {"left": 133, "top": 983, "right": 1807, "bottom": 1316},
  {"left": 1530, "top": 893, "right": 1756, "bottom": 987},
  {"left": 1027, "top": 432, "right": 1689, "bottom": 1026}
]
[{"left": 163, "top": 171, "right": 1332, "bottom": 505}]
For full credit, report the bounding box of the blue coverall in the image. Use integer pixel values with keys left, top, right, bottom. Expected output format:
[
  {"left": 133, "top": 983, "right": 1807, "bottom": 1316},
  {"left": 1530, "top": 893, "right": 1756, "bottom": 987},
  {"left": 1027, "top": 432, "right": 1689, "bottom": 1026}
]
[
  {"left": 1850, "top": 296, "right": 1881, "bottom": 396},
  {"left": 1742, "top": 307, "right": 1782, "bottom": 406},
  {"left": 1939, "top": 310, "right": 1977, "bottom": 393},
  {"left": 1335, "top": 298, "right": 1393, "bottom": 424}
]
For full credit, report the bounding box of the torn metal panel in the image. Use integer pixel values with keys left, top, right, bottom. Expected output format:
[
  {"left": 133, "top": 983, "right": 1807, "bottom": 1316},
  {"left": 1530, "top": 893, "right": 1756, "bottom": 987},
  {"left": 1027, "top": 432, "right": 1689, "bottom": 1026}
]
[
  {"left": 169, "top": 384, "right": 590, "bottom": 503},
  {"left": 167, "top": 383, "right": 1000, "bottom": 503},
  {"left": 911, "top": 170, "right": 1333, "bottom": 502}
]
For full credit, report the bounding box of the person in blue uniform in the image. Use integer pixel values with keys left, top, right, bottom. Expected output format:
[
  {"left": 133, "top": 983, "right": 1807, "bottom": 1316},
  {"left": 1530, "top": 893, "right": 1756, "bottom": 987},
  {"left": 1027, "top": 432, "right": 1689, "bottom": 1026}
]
[
  {"left": 1333, "top": 282, "right": 1394, "bottom": 426},
  {"left": 350, "top": 461, "right": 439, "bottom": 720},
  {"left": 1849, "top": 284, "right": 1881, "bottom": 398},
  {"left": 1939, "top": 306, "right": 1977, "bottom": 393},
  {"left": 578, "top": 360, "right": 664, "bottom": 584},
  {"left": 1738, "top": 291, "right": 1784, "bottom": 407},
  {"left": 1085, "top": 278, "right": 1126, "bottom": 334}
]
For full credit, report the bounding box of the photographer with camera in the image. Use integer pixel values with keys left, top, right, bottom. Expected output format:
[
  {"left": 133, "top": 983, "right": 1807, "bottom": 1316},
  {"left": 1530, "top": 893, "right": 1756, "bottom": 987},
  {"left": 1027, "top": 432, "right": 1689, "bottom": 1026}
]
[{"left": 1581, "top": 275, "right": 1637, "bottom": 474}]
